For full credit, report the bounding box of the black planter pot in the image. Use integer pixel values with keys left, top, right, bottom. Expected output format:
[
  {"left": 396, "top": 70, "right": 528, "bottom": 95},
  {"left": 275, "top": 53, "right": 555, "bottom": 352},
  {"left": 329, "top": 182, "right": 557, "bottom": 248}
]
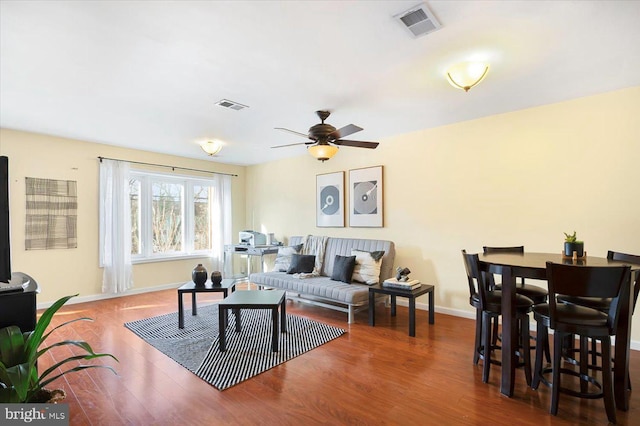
[
  {"left": 192, "top": 264, "right": 208, "bottom": 286},
  {"left": 564, "top": 242, "right": 584, "bottom": 257}
]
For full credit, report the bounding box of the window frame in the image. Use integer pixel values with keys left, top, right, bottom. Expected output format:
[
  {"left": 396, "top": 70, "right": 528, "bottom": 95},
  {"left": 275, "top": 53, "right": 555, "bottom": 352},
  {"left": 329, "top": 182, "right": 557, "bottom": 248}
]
[{"left": 130, "top": 169, "right": 216, "bottom": 264}]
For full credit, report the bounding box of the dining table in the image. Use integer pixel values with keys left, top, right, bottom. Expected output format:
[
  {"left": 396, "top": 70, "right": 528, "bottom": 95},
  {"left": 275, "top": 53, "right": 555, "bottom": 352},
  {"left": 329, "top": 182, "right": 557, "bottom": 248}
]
[{"left": 478, "top": 252, "right": 640, "bottom": 410}]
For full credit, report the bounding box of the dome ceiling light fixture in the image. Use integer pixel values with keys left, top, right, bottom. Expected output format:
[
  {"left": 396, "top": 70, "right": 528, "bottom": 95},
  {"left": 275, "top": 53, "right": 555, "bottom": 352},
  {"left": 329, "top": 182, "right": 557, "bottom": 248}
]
[
  {"left": 200, "top": 139, "right": 223, "bottom": 156},
  {"left": 446, "top": 62, "right": 489, "bottom": 92},
  {"left": 308, "top": 142, "right": 339, "bottom": 162}
]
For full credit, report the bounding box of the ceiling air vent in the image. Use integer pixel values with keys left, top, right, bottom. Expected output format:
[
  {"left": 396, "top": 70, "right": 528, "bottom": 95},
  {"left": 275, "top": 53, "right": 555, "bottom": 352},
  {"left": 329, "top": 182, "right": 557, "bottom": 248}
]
[
  {"left": 394, "top": 3, "right": 441, "bottom": 38},
  {"left": 215, "top": 99, "right": 249, "bottom": 111}
]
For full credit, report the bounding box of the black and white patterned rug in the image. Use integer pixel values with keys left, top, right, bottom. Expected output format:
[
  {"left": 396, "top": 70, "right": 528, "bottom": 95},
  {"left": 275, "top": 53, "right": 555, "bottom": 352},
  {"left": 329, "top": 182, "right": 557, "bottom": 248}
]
[{"left": 124, "top": 304, "right": 346, "bottom": 390}]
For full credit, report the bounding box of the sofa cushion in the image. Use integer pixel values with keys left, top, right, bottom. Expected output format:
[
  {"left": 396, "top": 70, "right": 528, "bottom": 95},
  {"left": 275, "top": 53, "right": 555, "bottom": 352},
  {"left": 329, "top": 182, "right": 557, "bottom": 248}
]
[
  {"left": 289, "top": 236, "right": 395, "bottom": 282},
  {"left": 250, "top": 272, "right": 371, "bottom": 304},
  {"left": 273, "top": 244, "right": 303, "bottom": 272},
  {"left": 330, "top": 255, "right": 356, "bottom": 284},
  {"left": 352, "top": 249, "right": 384, "bottom": 285},
  {"left": 287, "top": 254, "right": 316, "bottom": 274}
]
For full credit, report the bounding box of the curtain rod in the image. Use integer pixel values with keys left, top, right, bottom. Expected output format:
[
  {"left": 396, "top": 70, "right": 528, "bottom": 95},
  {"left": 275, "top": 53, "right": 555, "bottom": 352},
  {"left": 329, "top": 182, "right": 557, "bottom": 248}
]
[{"left": 97, "top": 156, "right": 238, "bottom": 177}]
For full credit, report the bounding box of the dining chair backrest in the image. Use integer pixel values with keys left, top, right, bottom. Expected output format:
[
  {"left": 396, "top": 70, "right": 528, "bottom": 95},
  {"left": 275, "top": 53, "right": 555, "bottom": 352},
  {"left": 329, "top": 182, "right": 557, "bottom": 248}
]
[
  {"left": 608, "top": 250, "right": 640, "bottom": 265},
  {"left": 608, "top": 250, "right": 640, "bottom": 313},
  {"left": 482, "top": 246, "right": 525, "bottom": 254},
  {"left": 462, "top": 250, "right": 489, "bottom": 309},
  {"left": 546, "top": 262, "right": 631, "bottom": 333}
]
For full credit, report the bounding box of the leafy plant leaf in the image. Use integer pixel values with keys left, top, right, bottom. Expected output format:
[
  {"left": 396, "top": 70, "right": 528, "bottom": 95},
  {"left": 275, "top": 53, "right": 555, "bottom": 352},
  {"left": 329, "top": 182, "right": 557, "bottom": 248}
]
[{"left": 0, "top": 294, "right": 118, "bottom": 403}]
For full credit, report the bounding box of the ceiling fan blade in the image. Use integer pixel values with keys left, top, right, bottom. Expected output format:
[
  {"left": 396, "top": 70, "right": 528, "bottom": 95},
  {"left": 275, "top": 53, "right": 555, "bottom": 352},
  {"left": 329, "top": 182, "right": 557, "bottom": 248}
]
[
  {"left": 329, "top": 124, "right": 363, "bottom": 140},
  {"left": 271, "top": 142, "right": 314, "bottom": 149},
  {"left": 333, "top": 139, "right": 379, "bottom": 149},
  {"left": 274, "top": 127, "right": 310, "bottom": 139}
]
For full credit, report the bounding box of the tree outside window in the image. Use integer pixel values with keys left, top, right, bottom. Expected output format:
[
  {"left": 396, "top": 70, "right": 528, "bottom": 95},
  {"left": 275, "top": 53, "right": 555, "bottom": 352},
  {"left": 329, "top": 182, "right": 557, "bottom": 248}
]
[
  {"left": 193, "top": 185, "right": 211, "bottom": 251},
  {"left": 128, "top": 172, "right": 222, "bottom": 260},
  {"left": 152, "top": 181, "right": 183, "bottom": 253},
  {"left": 129, "top": 178, "right": 141, "bottom": 255}
]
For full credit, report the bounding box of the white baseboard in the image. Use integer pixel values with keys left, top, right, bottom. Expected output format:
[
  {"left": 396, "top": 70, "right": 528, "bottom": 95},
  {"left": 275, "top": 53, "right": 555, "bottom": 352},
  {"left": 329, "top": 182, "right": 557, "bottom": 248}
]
[{"left": 36, "top": 282, "right": 181, "bottom": 310}]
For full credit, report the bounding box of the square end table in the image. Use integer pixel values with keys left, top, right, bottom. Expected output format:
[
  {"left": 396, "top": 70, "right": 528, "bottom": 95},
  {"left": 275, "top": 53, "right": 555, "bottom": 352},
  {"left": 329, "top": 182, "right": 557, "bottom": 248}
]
[
  {"left": 368, "top": 283, "right": 435, "bottom": 337},
  {"left": 178, "top": 278, "right": 237, "bottom": 329},
  {"left": 218, "top": 290, "right": 286, "bottom": 352}
]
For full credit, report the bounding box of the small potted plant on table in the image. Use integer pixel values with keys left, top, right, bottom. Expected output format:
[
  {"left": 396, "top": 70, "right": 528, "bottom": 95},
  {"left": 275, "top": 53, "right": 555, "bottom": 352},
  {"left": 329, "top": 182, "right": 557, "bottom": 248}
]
[{"left": 563, "top": 231, "right": 585, "bottom": 258}]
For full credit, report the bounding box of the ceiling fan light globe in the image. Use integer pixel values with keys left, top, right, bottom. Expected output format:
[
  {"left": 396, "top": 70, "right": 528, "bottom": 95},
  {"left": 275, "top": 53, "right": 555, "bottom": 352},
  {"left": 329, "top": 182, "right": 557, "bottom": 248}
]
[
  {"left": 308, "top": 144, "right": 338, "bottom": 161},
  {"left": 446, "top": 62, "right": 489, "bottom": 92}
]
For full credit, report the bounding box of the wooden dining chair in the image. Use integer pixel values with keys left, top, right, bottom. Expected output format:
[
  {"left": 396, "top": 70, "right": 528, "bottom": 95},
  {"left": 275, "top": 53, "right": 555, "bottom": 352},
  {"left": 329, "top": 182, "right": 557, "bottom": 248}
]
[
  {"left": 557, "top": 250, "right": 640, "bottom": 387},
  {"left": 531, "top": 262, "right": 631, "bottom": 424},
  {"left": 462, "top": 250, "right": 534, "bottom": 384}
]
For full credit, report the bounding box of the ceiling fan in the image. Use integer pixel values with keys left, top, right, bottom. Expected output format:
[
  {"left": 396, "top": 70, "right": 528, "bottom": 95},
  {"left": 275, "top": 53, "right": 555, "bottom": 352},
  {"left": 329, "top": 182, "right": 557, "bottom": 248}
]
[{"left": 272, "top": 111, "right": 379, "bottom": 161}]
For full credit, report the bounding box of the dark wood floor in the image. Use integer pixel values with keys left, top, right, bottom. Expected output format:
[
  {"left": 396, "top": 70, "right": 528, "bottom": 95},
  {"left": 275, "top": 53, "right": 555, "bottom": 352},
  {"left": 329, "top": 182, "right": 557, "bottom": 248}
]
[{"left": 39, "top": 286, "right": 640, "bottom": 425}]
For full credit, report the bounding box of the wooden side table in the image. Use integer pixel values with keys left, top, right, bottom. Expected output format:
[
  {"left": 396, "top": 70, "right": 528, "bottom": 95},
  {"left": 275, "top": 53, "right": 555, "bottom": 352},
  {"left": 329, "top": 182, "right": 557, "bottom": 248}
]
[
  {"left": 177, "top": 278, "right": 237, "bottom": 329},
  {"left": 368, "top": 283, "right": 435, "bottom": 337},
  {"left": 218, "top": 290, "right": 286, "bottom": 352}
]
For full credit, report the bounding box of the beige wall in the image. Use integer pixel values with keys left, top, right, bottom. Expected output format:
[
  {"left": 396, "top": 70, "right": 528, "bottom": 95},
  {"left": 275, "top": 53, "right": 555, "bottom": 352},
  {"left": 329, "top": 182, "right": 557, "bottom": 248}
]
[
  {"left": 1, "top": 87, "right": 638, "bottom": 340},
  {"left": 0, "top": 129, "right": 246, "bottom": 304},
  {"left": 246, "top": 87, "right": 640, "bottom": 341}
]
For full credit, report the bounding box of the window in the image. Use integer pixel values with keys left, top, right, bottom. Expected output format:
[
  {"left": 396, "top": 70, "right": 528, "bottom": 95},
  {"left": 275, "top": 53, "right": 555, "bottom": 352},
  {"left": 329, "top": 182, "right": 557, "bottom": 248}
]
[
  {"left": 193, "top": 184, "right": 211, "bottom": 251},
  {"left": 151, "top": 180, "right": 183, "bottom": 253},
  {"left": 130, "top": 178, "right": 141, "bottom": 255},
  {"left": 128, "top": 170, "right": 226, "bottom": 262}
]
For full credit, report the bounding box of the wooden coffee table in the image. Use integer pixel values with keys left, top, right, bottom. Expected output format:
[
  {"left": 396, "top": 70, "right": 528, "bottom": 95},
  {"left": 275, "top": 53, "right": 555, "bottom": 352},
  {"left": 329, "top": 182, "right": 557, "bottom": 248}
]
[
  {"left": 218, "top": 290, "right": 286, "bottom": 352},
  {"left": 177, "top": 279, "right": 236, "bottom": 329}
]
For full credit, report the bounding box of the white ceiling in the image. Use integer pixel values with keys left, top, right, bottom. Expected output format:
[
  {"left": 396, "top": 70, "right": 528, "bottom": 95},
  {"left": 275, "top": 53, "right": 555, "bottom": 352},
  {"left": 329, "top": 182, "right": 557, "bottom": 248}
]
[{"left": 1, "top": 1, "right": 639, "bottom": 166}]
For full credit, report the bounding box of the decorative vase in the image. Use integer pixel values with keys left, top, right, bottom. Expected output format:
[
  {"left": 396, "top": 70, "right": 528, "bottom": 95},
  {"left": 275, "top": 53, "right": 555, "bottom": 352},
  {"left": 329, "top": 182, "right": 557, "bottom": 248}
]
[
  {"left": 564, "top": 242, "right": 584, "bottom": 257},
  {"left": 211, "top": 271, "right": 222, "bottom": 286},
  {"left": 192, "top": 264, "right": 208, "bottom": 286}
]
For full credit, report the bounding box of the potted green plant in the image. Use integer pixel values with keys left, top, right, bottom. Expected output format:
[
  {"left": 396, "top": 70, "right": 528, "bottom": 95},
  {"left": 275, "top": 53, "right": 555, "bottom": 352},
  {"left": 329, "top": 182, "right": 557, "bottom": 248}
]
[
  {"left": 0, "top": 294, "right": 118, "bottom": 403},
  {"left": 563, "top": 231, "right": 584, "bottom": 257}
]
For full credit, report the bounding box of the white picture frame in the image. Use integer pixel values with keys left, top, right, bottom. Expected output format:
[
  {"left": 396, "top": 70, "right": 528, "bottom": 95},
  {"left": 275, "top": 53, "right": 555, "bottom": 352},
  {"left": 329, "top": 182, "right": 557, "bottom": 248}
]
[
  {"left": 316, "top": 171, "right": 345, "bottom": 228},
  {"left": 349, "top": 165, "right": 383, "bottom": 227}
]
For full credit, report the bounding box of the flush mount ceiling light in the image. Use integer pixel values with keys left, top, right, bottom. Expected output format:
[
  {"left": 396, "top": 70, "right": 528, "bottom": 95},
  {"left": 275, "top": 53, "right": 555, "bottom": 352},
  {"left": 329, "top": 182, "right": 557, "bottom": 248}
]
[
  {"left": 308, "top": 143, "right": 338, "bottom": 162},
  {"left": 446, "top": 62, "right": 489, "bottom": 92},
  {"left": 200, "top": 140, "right": 223, "bottom": 156}
]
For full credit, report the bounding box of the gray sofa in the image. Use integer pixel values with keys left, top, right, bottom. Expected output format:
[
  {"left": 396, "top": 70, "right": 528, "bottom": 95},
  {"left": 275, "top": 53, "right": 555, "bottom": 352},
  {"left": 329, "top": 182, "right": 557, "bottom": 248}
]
[{"left": 249, "top": 236, "right": 396, "bottom": 323}]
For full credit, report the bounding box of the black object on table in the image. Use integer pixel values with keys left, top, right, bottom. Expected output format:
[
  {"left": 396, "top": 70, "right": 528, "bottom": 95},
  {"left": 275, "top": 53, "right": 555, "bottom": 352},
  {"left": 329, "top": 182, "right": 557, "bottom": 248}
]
[
  {"left": 368, "top": 283, "right": 435, "bottom": 337},
  {"left": 218, "top": 290, "right": 286, "bottom": 352},
  {"left": 177, "top": 278, "right": 236, "bottom": 329},
  {"left": 0, "top": 272, "right": 40, "bottom": 332}
]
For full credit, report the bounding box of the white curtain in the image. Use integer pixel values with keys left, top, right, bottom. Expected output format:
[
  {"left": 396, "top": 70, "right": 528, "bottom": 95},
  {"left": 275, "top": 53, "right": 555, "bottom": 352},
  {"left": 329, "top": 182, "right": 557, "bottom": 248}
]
[
  {"left": 210, "top": 174, "right": 232, "bottom": 271},
  {"left": 99, "top": 159, "right": 133, "bottom": 293}
]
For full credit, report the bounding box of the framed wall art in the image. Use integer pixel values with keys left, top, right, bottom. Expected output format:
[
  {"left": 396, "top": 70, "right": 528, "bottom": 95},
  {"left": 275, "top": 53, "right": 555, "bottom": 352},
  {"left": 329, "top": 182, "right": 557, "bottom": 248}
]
[
  {"left": 349, "top": 165, "right": 383, "bottom": 227},
  {"left": 316, "top": 171, "right": 345, "bottom": 227}
]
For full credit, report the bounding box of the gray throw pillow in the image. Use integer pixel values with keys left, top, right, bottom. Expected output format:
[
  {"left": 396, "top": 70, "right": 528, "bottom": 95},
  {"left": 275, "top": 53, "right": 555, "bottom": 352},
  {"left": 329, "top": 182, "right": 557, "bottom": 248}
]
[
  {"left": 287, "top": 254, "right": 316, "bottom": 274},
  {"left": 273, "top": 244, "right": 303, "bottom": 272},
  {"left": 330, "top": 255, "right": 356, "bottom": 284}
]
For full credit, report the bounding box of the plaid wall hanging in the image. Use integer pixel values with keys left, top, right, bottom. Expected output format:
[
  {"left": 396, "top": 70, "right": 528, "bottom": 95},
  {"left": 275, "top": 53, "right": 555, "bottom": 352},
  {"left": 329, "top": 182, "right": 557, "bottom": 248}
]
[{"left": 25, "top": 177, "right": 78, "bottom": 250}]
